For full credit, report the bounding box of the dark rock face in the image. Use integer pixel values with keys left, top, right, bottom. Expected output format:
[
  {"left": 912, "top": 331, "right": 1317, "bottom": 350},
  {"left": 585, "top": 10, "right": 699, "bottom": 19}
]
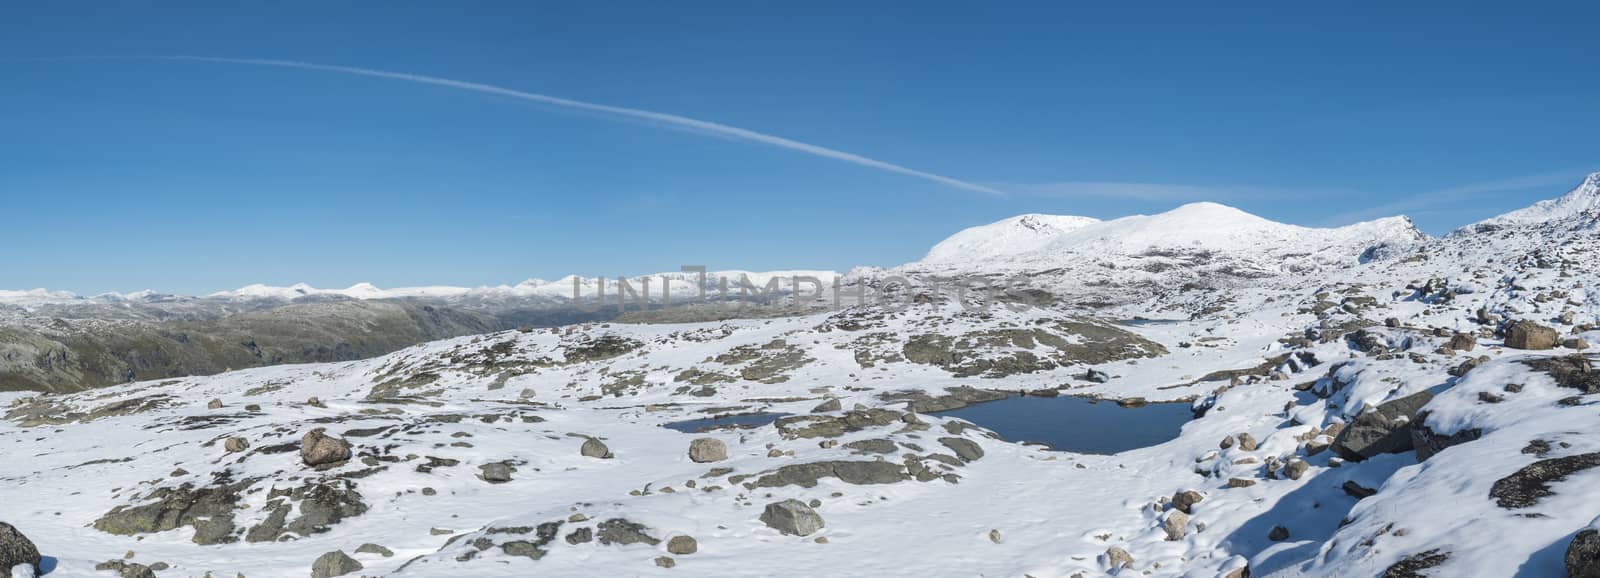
[
  {"left": 300, "top": 428, "right": 352, "bottom": 467},
  {"left": 1410, "top": 411, "right": 1482, "bottom": 461},
  {"left": 760, "top": 499, "right": 825, "bottom": 536},
  {"left": 1523, "top": 355, "right": 1600, "bottom": 394},
  {"left": 1331, "top": 391, "right": 1433, "bottom": 462},
  {"left": 0, "top": 522, "right": 41, "bottom": 574},
  {"left": 1382, "top": 549, "right": 1449, "bottom": 578},
  {"left": 749, "top": 460, "right": 910, "bottom": 488},
  {"left": 1506, "top": 320, "right": 1560, "bottom": 350},
  {"left": 310, "top": 550, "right": 363, "bottom": 578},
  {"left": 596, "top": 518, "right": 659, "bottom": 546},
  {"left": 1568, "top": 529, "right": 1600, "bottom": 578},
  {"left": 1490, "top": 452, "right": 1600, "bottom": 509}
]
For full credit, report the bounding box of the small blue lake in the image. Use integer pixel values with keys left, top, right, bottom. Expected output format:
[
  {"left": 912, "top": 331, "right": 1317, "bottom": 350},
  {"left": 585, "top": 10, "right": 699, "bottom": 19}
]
[
  {"left": 663, "top": 412, "right": 791, "bottom": 433},
  {"left": 933, "top": 395, "right": 1193, "bottom": 454}
]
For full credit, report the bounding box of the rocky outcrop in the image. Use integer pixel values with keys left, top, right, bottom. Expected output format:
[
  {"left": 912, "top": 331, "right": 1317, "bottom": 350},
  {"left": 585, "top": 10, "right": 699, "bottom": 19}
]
[
  {"left": 749, "top": 460, "right": 909, "bottom": 488},
  {"left": 1568, "top": 526, "right": 1600, "bottom": 578},
  {"left": 1410, "top": 412, "right": 1482, "bottom": 461},
  {"left": 1524, "top": 355, "right": 1600, "bottom": 394},
  {"left": 1331, "top": 391, "right": 1433, "bottom": 461},
  {"left": 1490, "top": 452, "right": 1600, "bottom": 509}
]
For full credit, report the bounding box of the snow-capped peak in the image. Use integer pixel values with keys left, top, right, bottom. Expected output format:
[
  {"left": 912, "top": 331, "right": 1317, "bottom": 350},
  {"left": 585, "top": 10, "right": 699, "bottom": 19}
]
[
  {"left": 1473, "top": 171, "right": 1600, "bottom": 228},
  {"left": 921, "top": 213, "right": 1101, "bottom": 263}
]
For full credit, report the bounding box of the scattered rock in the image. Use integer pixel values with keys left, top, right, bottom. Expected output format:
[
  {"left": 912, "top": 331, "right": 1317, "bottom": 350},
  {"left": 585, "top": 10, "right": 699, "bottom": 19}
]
[
  {"left": 1506, "top": 320, "right": 1560, "bottom": 350},
  {"left": 580, "top": 438, "right": 613, "bottom": 459},
  {"left": 667, "top": 535, "right": 698, "bottom": 555},
  {"left": 1268, "top": 525, "right": 1290, "bottom": 541},
  {"left": 310, "top": 550, "right": 363, "bottom": 578},
  {"left": 1448, "top": 333, "right": 1477, "bottom": 352},
  {"left": 354, "top": 543, "right": 393, "bottom": 557},
  {"left": 224, "top": 437, "right": 250, "bottom": 453},
  {"left": 1342, "top": 480, "right": 1377, "bottom": 499},
  {"left": 988, "top": 529, "right": 1002, "bottom": 543},
  {"left": 1227, "top": 478, "right": 1257, "bottom": 488},
  {"left": 1162, "top": 511, "right": 1188, "bottom": 540},
  {"left": 596, "top": 518, "right": 659, "bottom": 546},
  {"left": 688, "top": 438, "right": 728, "bottom": 463},
  {"left": 300, "top": 428, "right": 352, "bottom": 467},
  {"left": 1523, "top": 355, "right": 1600, "bottom": 394},
  {"left": 1283, "top": 459, "right": 1310, "bottom": 480},
  {"left": 760, "top": 499, "right": 825, "bottom": 536},
  {"left": 1105, "top": 546, "right": 1135, "bottom": 569},
  {"left": 1219, "top": 436, "right": 1235, "bottom": 449},
  {"left": 1237, "top": 433, "right": 1258, "bottom": 451},
  {"left": 654, "top": 556, "right": 676, "bottom": 568},
  {"left": 0, "top": 523, "right": 41, "bottom": 576},
  {"left": 207, "top": 398, "right": 223, "bottom": 410},
  {"left": 1171, "top": 490, "right": 1204, "bottom": 514},
  {"left": 478, "top": 462, "right": 515, "bottom": 484}
]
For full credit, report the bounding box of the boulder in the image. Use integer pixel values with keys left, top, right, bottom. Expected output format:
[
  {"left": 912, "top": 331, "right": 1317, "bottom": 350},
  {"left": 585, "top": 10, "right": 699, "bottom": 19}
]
[
  {"left": 1283, "top": 459, "right": 1310, "bottom": 480},
  {"left": 597, "top": 518, "right": 659, "bottom": 546},
  {"left": 310, "top": 550, "right": 363, "bottom": 578},
  {"left": 478, "top": 462, "right": 515, "bottom": 484},
  {"left": 207, "top": 398, "right": 223, "bottom": 410},
  {"left": 1448, "top": 333, "right": 1477, "bottom": 352},
  {"left": 1331, "top": 391, "right": 1433, "bottom": 462},
  {"left": 666, "top": 535, "right": 698, "bottom": 555},
  {"left": 1268, "top": 525, "right": 1290, "bottom": 541},
  {"left": 1105, "top": 546, "right": 1135, "bottom": 569},
  {"left": 1171, "top": 490, "right": 1204, "bottom": 514},
  {"left": 688, "top": 438, "right": 728, "bottom": 463},
  {"left": 224, "top": 437, "right": 250, "bottom": 453},
  {"left": 1566, "top": 338, "right": 1591, "bottom": 350},
  {"left": 760, "top": 499, "right": 825, "bottom": 536},
  {"left": 300, "top": 428, "right": 352, "bottom": 467},
  {"left": 0, "top": 523, "right": 41, "bottom": 575},
  {"left": 1568, "top": 527, "right": 1600, "bottom": 578},
  {"left": 1506, "top": 320, "right": 1560, "bottom": 350},
  {"left": 810, "top": 398, "right": 842, "bottom": 413},
  {"left": 1237, "top": 433, "right": 1258, "bottom": 451},
  {"left": 580, "top": 438, "right": 613, "bottom": 459},
  {"left": 1161, "top": 510, "right": 1188, "bottom": 540}
]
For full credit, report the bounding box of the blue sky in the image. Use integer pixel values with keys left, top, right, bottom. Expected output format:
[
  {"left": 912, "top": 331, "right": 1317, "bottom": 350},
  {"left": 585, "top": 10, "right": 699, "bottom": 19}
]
[{"left": 3, "top": 1, "right": 1598, "bottom": 295}]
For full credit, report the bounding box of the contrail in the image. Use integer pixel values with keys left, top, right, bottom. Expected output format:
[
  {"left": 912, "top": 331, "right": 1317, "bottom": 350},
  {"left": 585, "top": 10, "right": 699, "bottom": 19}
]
[{"left": 83, "top": 55, "right": 1004, "bottom": 196}]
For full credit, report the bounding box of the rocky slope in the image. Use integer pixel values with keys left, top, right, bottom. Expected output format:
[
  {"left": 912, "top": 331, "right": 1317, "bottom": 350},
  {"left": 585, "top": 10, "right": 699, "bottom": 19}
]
[{"left": 1, "top": 174, "right": 1598, "bottom": 577}]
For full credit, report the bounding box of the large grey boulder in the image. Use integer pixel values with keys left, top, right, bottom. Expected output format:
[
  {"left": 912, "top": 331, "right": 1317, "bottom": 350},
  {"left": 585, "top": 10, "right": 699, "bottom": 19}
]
[
  {"left": 0, "top": 522, "right": 41, "bottom": 575},
  {"left": 580, "top": 438, "right": 613, "bottom": 459},
  {"left": 760, "top": 499, "right": 825, "bottom": 536},
  {"left": 1331, "top": 391, "right": 1433, "bottom": 462},
  {"left": 688, "top": 438, "right": 728, "bottom": 463},
  {"left": 1506, "top": 320, "right": 1559, "bottom": 350},
  {"left": 300, "top": 428, "right": 352, "bottom": 467},
  {"left": 310, "top": 550, "right": 363, "bottom": 578}
]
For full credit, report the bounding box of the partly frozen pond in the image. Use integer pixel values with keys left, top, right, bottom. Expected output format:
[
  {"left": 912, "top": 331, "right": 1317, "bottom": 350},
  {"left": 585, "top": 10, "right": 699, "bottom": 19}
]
[
  {"left": 933, "top": 395, "right": 1192, "bottom": 454},
  {"left": 663, "top": 412, "right": 792, "bottom": 433}
]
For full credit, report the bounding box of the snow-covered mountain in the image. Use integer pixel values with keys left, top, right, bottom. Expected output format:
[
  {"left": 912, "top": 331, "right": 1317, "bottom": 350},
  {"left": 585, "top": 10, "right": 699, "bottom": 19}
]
[
  {"left": 913, "top": 201, "right": 1425, "bottom": 272},
  {"left": 3, "top": 174, "right": 1600, "bottom": 578}
]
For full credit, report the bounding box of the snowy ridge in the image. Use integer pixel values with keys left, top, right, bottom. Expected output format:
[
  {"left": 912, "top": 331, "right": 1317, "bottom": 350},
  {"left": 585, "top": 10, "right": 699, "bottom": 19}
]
[{"left": 1470, "top": 171, "right": 1600, "bottom": 228}]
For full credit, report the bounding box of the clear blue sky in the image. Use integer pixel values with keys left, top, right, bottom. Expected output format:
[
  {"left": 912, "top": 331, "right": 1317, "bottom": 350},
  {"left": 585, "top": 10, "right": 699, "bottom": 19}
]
[{"left": 3, "top": 1, "right": 1598, "bottom": 295}]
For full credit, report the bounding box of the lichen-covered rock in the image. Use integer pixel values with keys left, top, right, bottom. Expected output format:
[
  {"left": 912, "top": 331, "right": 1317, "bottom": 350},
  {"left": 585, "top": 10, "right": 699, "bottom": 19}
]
[
  {"left": 0, "top": 523, "right": 41, "bottom": 575},
  {"left": 1490, "top": 452, "right": 1600, "bottom": 509},
  {"left": 760, "top": 499, "right": 824, "bottom": 536},
  {"left": 666, "top": 535, "right": 698, "bottom": 555},
  {"left": 1568, "top": 526, "right": 1600, "bottom": 578},
  {"left": 224, "top": 437, "right": 250, "bottom": 453}
]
